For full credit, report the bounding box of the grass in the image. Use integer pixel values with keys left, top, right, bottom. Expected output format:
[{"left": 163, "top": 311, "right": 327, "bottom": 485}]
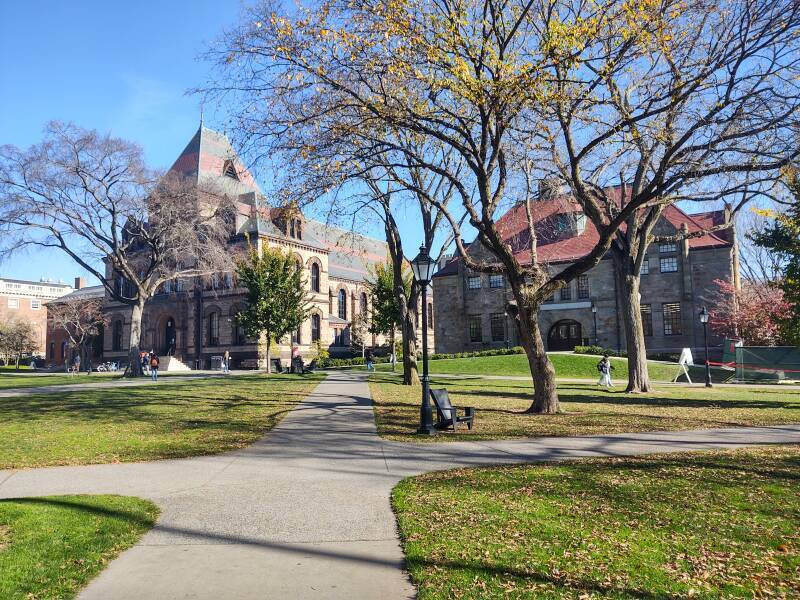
[
  {"left": 370, "top": 375, "right": 800, "bottom": 441},
  {"left": 0, "top": 372, "right": 123, "bottom": 390},
  {"left": 376, "top": 353, "right": 684, "bottom": 381},
  {"left": 0, "top": 373, "right": 323, "bottom": 468},
  {"left": 393, "top": 445, "right": 800, "bottom": 599},
  {"left": 0, "top": 495, "right": 157, "bottom": 599}
]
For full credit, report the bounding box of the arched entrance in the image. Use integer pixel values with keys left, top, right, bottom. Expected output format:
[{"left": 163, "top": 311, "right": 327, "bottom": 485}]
[
  {"left": 164, "top": 317, "right": 176, "bottom": 356},
  {"left": 548, "top": 319, "right": 582, "bottom": 351}
]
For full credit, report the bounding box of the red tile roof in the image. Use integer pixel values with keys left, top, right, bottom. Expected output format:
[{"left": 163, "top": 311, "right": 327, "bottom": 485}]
[{"left": 435, "top": 192, "right": 733, "bottom": 276}]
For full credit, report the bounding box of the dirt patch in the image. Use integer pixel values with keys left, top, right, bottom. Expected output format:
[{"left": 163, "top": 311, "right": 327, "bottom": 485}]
[{"left": 0, "top": 524, "right": 10, "bottom": 552}]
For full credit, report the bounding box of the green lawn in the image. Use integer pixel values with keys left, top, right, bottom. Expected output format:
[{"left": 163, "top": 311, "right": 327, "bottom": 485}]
[
  {"left": 376, "top": 353, "right": 684, "bottom": 381},
  {"left": 0, "top": 495, "right": 157, "bottom": 599},
  {"left": 0, "top": 372, "right": 123, "bottom": 390},
  {"left": 370, "top": 375, "right": 800, "bottom": 441},
  {"left": 0, "top": 373, "right": 322, "bottom": 468},
  {"left": 393, "top": 445, "right": 800, "bottom": 599}
]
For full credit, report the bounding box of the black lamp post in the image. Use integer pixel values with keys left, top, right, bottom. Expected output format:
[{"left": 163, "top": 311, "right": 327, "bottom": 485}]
[
  {"left": 591, "top": 303, "right": 598, "bottom": 345},
  {"left": 411, "top": 245, "right": 436, "bottom": 435},
  {"left": 699, "top": 306, "right": 713, "bottom": 388}
]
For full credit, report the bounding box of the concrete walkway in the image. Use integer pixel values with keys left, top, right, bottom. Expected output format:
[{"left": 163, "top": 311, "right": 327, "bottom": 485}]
[{"left": 1, "top": 371, "right": 799, "bottom": 599}]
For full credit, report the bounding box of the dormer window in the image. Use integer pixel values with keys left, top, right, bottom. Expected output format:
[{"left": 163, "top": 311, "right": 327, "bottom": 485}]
[
  {"left": 223, "top": 160, "right": 239, "bottom": 180},
  {"left": 288, "top": 218, "right": 303, "bottom": 240}
]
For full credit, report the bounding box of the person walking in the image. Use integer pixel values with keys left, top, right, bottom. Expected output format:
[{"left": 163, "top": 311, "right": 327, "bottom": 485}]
[
  {"left": 150, "top": 353, "right": 160, "bottom": 382},
  {"left": 365, "top": 347, "right": 375, "bottom": 372},
  {"left": 71, "top": 354, "right": 81, "bottom": 377},
  {"left": 597, "top": 354, "right": 614, "bottom": 388},
  {"left": 141, "top": 351, "right": 149, "bottom": 375},
  {"left": 222, "top": 350, "right": 230, "bottom": 374}
]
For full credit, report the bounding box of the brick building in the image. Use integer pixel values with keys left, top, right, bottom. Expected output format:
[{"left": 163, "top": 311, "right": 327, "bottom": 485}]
[
  {"left": 102, "top": 125, "right": 430, "bottom": 369},
  {"left": 432, "top": 191, "right": 737, "bottom": 358},
  {"left": 44, "top": 280, "right": 105, "bottom": 368},
  {"left": 0, "top": 276, "right": 74, "bottom": 357}
]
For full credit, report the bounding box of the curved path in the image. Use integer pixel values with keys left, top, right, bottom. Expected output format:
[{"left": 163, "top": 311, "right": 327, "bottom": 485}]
[{"left": 1, "top": 371, "right": 799, "bottom": 599}]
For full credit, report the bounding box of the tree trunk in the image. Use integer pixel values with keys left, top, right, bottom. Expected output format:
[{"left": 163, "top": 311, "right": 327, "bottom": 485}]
[
  {"left": 126, "top": 301, "right": 145, "bottom": 377},
  {"left": 612, "top": 254, "right": 651, "bottom": 393},
  {"left": 509, "top": 283, "right": 559, "bottom": 413},
  {"left": 390, "top": 330, "right": 396, "bottom": 372},
  {"left": 265, "top": 337, "right": 272, "bottom": 374},
  {"left": 402, "top": 311, "right": 420, "bottom": 385}
]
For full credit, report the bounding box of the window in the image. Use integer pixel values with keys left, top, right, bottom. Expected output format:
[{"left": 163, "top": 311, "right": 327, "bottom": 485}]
[
  {"left": 208, "top": 312, "right": 219, "bottom": 346},
  {"left": 49, "top": 342, "right": 55, "bottom": 360},
  {"left": 467, "top": 276, "right": 481, "bottom": 290},
  {"left": 7, "top": 298, "right": 18, "bottom": 309},
  {"left": 233, "top": 313, "right": 247, "bottom": 345},
  {"left": 112, "top": 320, "right": 123, "bottom": 351},
  {"left": 333, "top": 327, "right": 345, "bottom": 346},
  {"left": 295, "top": 219, "right": 302, "bottom": 240},
  {"left": 30, "top": 285, "right": 42, "bottom": 292},
  {"left": 660, "top": 257, "right": 678, "bottom": 273},
  {"left": 641, "top": 304, "right": 653, "bottom": 337},
  {"left": 311, "top": 263, "right": 320, "bottom": 293},
  {"left": 659, "top": 242, "right": 677, "bottom": 253},
  {"left": 224, "top": 273, "right": 233, "bottom": 289},
  {"left": 311, "top": 314, "right": 321, "bottom": 341},
  {"left": 640, "top": 259, "right": 650, "bottom": 275},
  {"left": 291, "top": 325, "right": 302, "bottom": 345},
  {"left": 428, "top": 302, "right": 433, "bottom": 327},
  {"left": 489, "top": 274, "right": 504, "bottom": 288},
  {"left": 338, "top": 289, "right": 347, "bottom": 320},
  {"left": 560, "top": 284, "right": 572, "bottom": 301},
  {"left": 468, "top": 316, "right": 482, "bottom": 343},
  {"left": 577, "top": 275, "right": 589, "bottom": 299},
  {"left": 30, "top": 299, "right": 41, "bottom": 309},
  {"left": 490, "top": 313, "right": 506, "bottom": 342},
  {"left": 662, "top": 302, "right": 682, "bottom": 336},
  {"left": 223, "top": 159, "right": 239, "bottom": 180},
  {"left": 360, "top": 292, "right": 368, "bottom": 315},
  {"left": 545, "top": 294, "right": 554, "bottom": 303}
]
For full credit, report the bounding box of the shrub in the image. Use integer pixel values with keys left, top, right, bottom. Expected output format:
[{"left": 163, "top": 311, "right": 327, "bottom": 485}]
[{"left": 573, "top": 345, "right": 627, "bottom": 358}]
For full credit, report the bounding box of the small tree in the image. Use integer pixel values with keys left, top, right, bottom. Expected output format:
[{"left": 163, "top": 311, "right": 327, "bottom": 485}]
[
  {"left": 236, "top": 243, "right": 310, "bottom": 373},
  {"left": 708, "top": 279, "right": 791, "bottom": 346},
  {"left": 47, "top": 296, "right": 107, "bottom": 371},
  {"left": 0, "top": 318, "right": 38, "bottom": 369},
  {"left": 367, "top": 260, "right": 407, "bottom": 370}
]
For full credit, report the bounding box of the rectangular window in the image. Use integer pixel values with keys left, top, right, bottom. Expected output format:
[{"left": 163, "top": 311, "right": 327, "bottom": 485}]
[
  {"left": 467, "top": 276, "right": 481, "bottom": 290},
  {"left": 334, "top": 328, "right": 345, "bottom": 346},
  {"left": 662, "top": 302, "right": 682, "bottom": 336},
  {"left": 545, "top": 294, "right": 555, "bottom": 303},
  {"left": 468, "top": 316, "right": 482, "bottom": 343},
  {"left": 30, "top": 299, "right": 41, "bottom": 309},
  {"left": 577, "top": 275, "right": 589, "bottom": 299},
  {"left": 641, "top": 304, "right": 653, "bottom": 337},
  {"left": 640, "top": 259, "right": 649, "bottom": 275},
  {"left": 659, "top": 243, "right": 677, "bottom": 253},
  {"left": 490, "top": 313, "right": 505, "bottom": 342},
  {"left": 560, "top": 284, "right": 572, "bottom": 301},
  {"left": 489, "top": 274, "right": 504, "bottom": 289},
  {"left": 660, "top": 257, "right": 678, "bottom": 273},
  {"left": 8, "top": 298, "right": 18, "bottom": 309}
]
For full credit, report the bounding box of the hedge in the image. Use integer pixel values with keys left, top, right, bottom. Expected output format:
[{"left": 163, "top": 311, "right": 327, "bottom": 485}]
[{"left": 574, "top": 345, "right": 680, "bottom": 363}]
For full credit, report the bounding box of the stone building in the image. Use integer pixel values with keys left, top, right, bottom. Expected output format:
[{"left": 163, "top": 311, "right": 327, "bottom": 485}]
[
  {"left": 432, "top": 190, "right": 737, "bottom": 358},
  {"left": 101, "top": 125, "right": 426, "bottom": 369},
  {"left": 0, "top": 276, "right": 74, "bottom": 357}
]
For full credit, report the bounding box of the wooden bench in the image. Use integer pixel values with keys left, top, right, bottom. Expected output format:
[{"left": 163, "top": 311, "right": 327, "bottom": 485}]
[{"left": 430, "top": 388, "right": 475, "bottom": 431}]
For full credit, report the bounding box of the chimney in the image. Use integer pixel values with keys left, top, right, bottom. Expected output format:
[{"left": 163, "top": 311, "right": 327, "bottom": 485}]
[{"left": 74, "top": 277, "right": 86, "bottom": 290}]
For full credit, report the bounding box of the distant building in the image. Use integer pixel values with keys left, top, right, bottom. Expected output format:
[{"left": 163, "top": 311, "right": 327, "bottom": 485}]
[
  {"left": 45, "top": 279, "right": 105, "bottom": 367},
  {"left": 433, "top": 189, "right": 737, "bottom": 358},
  {"left": 101, "top": 125, "right": 432, "bottom": 369},
  {"left": 0, "top": 276, "right": 74, "bottom": 356}
]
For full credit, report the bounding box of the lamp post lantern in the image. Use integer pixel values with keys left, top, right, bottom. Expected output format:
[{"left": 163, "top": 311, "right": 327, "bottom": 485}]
[
  {"left": 411, "top": 245, "right": 437, "bottom": 435},
  {"left": 699, "top": 306, "right": 713, "bottom": 388},
  {"left": 591, "top": 304, "right": 598, "bottom": 345}
]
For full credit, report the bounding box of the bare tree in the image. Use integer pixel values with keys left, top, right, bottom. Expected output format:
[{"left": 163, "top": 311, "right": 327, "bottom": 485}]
[
  {"left": 47, "top": 295, "right": 107, "bottom": 371},
  {"left": 0, "top": 122, "right": 234, "bottom": 376},
  {"left": 0, "top": 318, "right": 38, "bottom": 370}
]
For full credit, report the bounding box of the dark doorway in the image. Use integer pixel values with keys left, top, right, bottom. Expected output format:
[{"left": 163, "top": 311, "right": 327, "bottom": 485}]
[
  {"left": 165, "top": 318, "right": 176, "bottom": 356},
  {"left": 548, "top": 320, "right": 582, "bottom": 351}
]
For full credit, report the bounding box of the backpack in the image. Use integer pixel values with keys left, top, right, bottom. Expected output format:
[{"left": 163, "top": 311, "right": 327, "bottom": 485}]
[
  {"left": 596, "top": 360, "right": 604, "bottom": 373},
  {"left": 150, "top": 356, "right": 159, "bottom": 368}
]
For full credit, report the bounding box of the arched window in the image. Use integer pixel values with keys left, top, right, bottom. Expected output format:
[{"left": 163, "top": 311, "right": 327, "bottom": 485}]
[
  {"left": 296, "top": 258, "right": 303, "bottom": 273},
  {"left": 338, "top": 289, "right": 347, "bottom": 320},
  {"left": 208, "top": 312, "right": 219, "bottom": 346},
  {"left": 112, "top": 320, "right": 123, "bottom": 352},
  {"left": 360, "top": 292, "right": 368, "bottom": 315},
  {"left": 60, "top": 340, "right": 67, "bottom": 361},
  {"left": 311, "top": 314, "right": 321, "bottom": 341},
  {"left": 291, "top": 325, "right": 302, "bottom": 345},
  {"left": 311, "top": 263, "right": 320, "bottom": 293}
]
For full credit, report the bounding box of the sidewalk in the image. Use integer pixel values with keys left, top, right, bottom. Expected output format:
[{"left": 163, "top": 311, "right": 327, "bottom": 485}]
[{"left": 1, "top": 371, "right": 799, "bottom": 599}]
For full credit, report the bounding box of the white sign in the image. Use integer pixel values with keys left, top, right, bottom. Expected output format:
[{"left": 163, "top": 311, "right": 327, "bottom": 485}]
[{"left": 678, "top": 347, "right": 693, "bottom": 383}]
